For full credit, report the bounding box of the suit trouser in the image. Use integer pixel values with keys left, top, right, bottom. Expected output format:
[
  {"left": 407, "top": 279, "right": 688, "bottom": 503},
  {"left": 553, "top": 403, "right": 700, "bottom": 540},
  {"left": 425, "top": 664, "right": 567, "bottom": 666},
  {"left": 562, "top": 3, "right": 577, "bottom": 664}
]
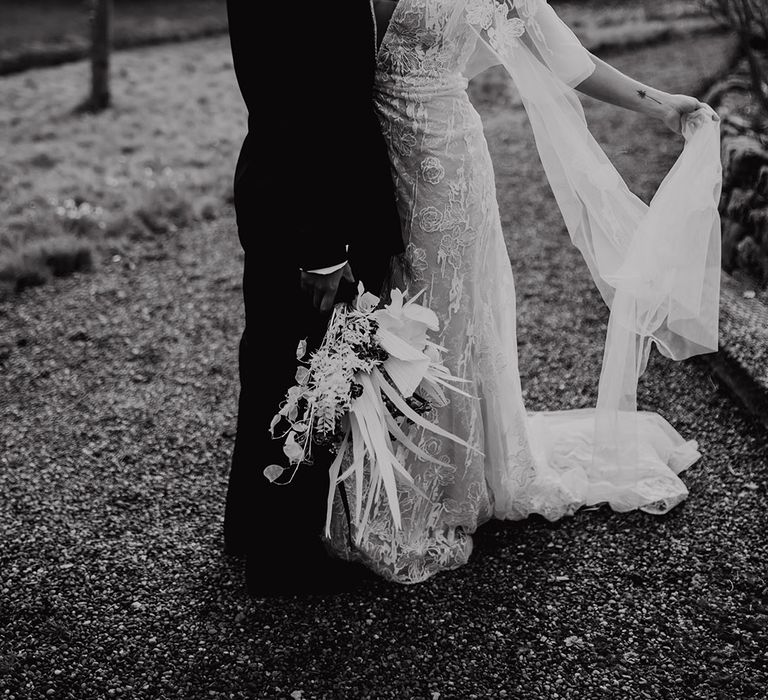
[{"left": 224, "top": 243, "right": 392, "bottom": 566}]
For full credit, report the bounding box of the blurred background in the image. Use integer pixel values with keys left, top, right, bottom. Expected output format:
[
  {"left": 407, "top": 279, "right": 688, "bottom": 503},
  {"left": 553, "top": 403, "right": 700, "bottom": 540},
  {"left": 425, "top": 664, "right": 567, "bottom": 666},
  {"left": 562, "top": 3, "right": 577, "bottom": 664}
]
[
  {"left": 1, "top": 0, "right": 227, "bottom": 76},
  {"left": 1, "top": 4, "right": 767, "bottom": 698},
  {"left": 0, "top": 2, "right": 766, "bottom": 392},
  {"left": 0, "top": 0, "right": 765, "bottom": 291}
]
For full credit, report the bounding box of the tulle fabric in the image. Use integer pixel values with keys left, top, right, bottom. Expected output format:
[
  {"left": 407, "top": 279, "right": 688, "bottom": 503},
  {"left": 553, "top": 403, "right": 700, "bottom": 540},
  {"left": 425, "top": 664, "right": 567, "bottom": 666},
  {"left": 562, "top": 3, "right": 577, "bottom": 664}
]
[
  {"left": 456, "top": 0, "right": 721, "bottom": 506},
  {"left": 325, "top": 0, "right": 721, "bottom": 583}
]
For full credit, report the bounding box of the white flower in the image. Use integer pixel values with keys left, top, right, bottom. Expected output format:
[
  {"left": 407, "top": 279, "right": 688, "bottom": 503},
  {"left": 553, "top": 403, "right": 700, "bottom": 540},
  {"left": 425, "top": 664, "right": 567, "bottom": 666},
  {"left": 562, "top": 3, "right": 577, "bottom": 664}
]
[
  {"left": 296, "top": 338, "right": 307, "bottom": 360},
  {"left": 420, "top": 156, "right": 445, "bottom": 185},
  {"left": 424, "top": 343, "right": 441, "bottom": 363},
  {"left": 419, "top": 206, "right": 443, "bottom": 233},
  {"left": 466, "top": 0, "right": 495, "bottom": 30},
  {"left": 489, "top": 16, "right": 527, "bottom": 53},
  {"left": 355, "top": 282, "right": 380, "bottom": 313},
  {"left": 372, "top": 289, "right": 442, "bottom": 397},
  {"left": 503, "top": 17, "right": 527, "bottom": 41},
  {"left": 373, "top": 288, "right": 439, "bottom": 352}
]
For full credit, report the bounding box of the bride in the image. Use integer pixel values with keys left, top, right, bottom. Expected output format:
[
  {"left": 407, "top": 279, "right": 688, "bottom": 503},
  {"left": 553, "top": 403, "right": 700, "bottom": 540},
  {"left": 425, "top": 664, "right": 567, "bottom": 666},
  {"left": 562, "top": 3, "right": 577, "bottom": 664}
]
[{"left": 324, "top": 0, "right": 722, "bottom": 584}]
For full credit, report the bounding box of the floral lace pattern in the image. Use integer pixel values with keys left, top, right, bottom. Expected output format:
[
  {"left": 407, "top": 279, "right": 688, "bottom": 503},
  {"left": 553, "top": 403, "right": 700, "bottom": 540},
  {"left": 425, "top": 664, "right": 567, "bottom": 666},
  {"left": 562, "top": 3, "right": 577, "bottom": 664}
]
[
  {"left": 324, "top": 0, "right": 696, "bottom": 584},
  {"left": 327, "top": 0, "right": 534, "bottom": 584}
]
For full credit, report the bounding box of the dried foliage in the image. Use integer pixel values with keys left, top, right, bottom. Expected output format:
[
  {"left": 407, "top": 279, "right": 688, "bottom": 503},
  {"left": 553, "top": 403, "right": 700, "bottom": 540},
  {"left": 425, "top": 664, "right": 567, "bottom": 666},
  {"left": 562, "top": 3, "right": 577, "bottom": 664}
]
[{"left": 700, "top": 0, "right": 768, "bottom": 114}]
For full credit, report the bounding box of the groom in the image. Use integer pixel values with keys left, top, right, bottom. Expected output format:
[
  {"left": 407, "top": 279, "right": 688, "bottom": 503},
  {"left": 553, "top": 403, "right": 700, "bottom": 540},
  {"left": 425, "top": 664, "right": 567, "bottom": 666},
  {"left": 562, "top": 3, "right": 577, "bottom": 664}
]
[{"left": 224, "top": 2, "right": 403, "bottom": 595}]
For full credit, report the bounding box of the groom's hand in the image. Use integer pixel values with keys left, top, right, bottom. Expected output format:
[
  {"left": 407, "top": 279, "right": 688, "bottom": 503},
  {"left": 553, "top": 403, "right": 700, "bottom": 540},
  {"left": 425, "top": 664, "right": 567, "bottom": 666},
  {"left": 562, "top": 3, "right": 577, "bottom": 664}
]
[{"left": 301, "top": 263, "right": 356, "bottom": 313}]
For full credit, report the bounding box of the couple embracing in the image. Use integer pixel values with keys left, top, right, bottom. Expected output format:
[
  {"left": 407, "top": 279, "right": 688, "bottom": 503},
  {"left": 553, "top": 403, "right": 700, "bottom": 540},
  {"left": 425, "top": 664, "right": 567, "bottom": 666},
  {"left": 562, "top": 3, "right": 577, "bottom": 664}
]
[{"left": 223, "top": 0, "right": 722, "bottom": 595}]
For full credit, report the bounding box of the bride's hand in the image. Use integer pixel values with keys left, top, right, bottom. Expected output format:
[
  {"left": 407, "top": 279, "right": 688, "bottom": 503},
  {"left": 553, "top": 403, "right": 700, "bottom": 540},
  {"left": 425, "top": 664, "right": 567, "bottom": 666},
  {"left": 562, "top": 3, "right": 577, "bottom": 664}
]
[{"left": 661, "top": 94, "right": 720, "bottom": 135}]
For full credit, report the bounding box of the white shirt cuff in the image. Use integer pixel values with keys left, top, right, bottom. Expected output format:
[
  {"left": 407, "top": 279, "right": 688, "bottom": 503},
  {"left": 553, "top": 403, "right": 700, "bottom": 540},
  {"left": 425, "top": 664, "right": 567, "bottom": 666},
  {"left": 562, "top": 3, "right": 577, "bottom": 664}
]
[{"left": 303, "top": 260, "right": 348, "bottom": 275}]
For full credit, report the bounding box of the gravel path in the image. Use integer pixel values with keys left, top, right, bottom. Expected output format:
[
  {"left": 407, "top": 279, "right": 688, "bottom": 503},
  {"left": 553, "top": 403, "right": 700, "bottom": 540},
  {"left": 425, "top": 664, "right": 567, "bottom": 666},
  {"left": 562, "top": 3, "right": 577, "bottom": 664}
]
[{"left": 1, "top": 34, "right": 767, "bottom": 700}]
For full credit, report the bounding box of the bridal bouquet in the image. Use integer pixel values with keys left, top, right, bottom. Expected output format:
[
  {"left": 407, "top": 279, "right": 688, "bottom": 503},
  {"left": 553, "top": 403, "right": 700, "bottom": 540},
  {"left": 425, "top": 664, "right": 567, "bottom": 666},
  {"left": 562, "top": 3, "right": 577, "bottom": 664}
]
[{"left": 268, "top": 284, "right": 477, "bottom": 542}]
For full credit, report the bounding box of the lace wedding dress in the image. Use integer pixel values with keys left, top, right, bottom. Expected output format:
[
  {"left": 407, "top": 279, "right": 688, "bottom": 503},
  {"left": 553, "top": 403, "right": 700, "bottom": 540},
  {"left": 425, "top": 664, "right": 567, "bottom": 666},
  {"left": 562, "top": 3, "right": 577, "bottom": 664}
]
[{"left": 326, "top": 0, "right": 721, "bottom": 583}]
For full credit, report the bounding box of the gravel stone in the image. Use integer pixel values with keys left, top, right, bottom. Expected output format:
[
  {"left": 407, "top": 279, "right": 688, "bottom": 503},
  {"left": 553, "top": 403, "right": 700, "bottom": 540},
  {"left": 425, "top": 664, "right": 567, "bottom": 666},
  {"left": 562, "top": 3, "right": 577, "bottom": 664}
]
[{"left": 1, "top": 30, "right": 765, "bottom": 700}]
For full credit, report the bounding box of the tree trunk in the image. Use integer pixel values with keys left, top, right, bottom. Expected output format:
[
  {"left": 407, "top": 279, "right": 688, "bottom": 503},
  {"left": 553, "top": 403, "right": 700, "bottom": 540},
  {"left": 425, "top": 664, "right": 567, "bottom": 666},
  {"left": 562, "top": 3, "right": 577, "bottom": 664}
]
[{"left": 87, "top": 0, "right": 113, "bottom": 112}]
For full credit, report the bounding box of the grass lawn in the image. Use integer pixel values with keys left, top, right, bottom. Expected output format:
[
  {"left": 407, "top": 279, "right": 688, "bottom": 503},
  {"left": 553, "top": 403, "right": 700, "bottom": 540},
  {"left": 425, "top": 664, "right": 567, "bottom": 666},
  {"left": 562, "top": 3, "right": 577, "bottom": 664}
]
[
  {"left": 0, "top": 0, "right": 725, "bottom": 299},
  {"left": 0, "top": 36, "right": 244, "bottom": 297},
  {"left": 0, "top": 0, "right": 228, "bottom": 75},
  {"left": 0, "top": 0, "right": 714, "bottom": 77}
]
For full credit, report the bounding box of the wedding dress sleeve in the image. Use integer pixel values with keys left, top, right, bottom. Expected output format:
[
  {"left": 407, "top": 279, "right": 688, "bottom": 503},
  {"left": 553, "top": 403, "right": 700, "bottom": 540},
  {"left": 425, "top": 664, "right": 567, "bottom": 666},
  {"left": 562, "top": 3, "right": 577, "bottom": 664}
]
[{"left": 448, "top": 0, "right": 722, "bottom": 489}]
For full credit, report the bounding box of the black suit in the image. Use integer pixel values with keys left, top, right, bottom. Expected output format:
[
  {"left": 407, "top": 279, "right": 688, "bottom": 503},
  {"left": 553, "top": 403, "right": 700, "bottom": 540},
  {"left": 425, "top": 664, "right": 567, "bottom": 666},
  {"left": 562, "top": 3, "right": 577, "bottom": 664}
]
[{"left": 224, "top": 1, "right": 402, "bottom": 593}]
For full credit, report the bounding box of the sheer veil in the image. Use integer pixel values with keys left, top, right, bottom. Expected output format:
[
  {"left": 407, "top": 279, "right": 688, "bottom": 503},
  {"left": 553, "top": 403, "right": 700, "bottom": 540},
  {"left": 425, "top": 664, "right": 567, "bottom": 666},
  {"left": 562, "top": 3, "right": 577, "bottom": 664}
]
[
  {"left": 319, "top": 0, "right": 723, "bottom": 581},
  {"left": 448, "top": 0, "right": 722, "bottom": 508}
]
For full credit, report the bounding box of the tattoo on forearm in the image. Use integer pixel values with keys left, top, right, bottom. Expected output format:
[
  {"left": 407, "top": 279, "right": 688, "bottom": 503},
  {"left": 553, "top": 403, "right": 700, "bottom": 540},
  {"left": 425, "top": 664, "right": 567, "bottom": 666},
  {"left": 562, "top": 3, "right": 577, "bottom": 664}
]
[{"left": 637, "top": 89, "right": 662, "bottom": 105}]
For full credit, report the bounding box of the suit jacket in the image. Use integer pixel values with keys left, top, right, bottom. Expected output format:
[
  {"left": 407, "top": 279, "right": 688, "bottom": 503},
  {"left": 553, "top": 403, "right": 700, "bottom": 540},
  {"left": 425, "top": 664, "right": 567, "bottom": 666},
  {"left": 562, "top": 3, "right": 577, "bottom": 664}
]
[{"left": 226, "top": 1, "right": 404, "bottom": 271}]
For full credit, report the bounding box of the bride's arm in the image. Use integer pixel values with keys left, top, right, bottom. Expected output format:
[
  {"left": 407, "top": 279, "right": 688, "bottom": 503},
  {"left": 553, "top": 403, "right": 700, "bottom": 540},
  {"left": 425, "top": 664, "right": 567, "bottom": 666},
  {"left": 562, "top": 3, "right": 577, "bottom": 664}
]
[
  {"left": 473, "top": 0, "right": 717, "bottom": 134},
  {"left": 574, "top": 53, "right": 719, "bottom": 134}
]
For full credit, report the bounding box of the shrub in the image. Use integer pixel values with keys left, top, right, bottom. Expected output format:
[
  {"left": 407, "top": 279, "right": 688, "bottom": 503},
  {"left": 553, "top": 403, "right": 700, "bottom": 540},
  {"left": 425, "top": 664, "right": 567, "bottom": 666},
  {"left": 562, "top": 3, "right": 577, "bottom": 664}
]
[
  {"left": 104, "top": 212, "right": 153, "bottom": 241},
  {"left": 0, "top": 235, "right": 94, "bottom": 294},
  {"left": 18, "top": 201, "right": 107, "bottom": 241},
  {"left": 195, "top": 195, "right": 220, "bottom": 222},
  {"left": 133, "top": 185, "right": 195, "bottom": 235},
  {"left": 28, "top": 236, "right": 95, "bottom": 277},
  {"left": 0, "top": 256, "right": 51, "bottom": 294},
  {"left": 736, "top": 234, "right": 764, "bottom": 281},
  {"left": 700, "top": 0, "right": 768, "bottom": 115},
  {"left": 27, "top": 151, "right": 59, "bottom": 169}
]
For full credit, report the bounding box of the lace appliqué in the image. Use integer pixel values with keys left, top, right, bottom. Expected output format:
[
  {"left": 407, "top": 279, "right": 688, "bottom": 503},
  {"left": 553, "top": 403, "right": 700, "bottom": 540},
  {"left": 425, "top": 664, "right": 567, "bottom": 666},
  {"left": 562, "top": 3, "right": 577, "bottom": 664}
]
[{"left": 324, "top": 0, "right": 696, "bottom": 585}]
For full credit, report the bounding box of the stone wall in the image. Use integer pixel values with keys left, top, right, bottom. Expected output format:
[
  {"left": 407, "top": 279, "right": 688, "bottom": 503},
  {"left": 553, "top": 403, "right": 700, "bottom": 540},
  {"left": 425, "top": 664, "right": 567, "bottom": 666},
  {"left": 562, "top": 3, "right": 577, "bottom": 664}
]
[{"left": 719, "top": 119, "right": 768, "bottom": 287}]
